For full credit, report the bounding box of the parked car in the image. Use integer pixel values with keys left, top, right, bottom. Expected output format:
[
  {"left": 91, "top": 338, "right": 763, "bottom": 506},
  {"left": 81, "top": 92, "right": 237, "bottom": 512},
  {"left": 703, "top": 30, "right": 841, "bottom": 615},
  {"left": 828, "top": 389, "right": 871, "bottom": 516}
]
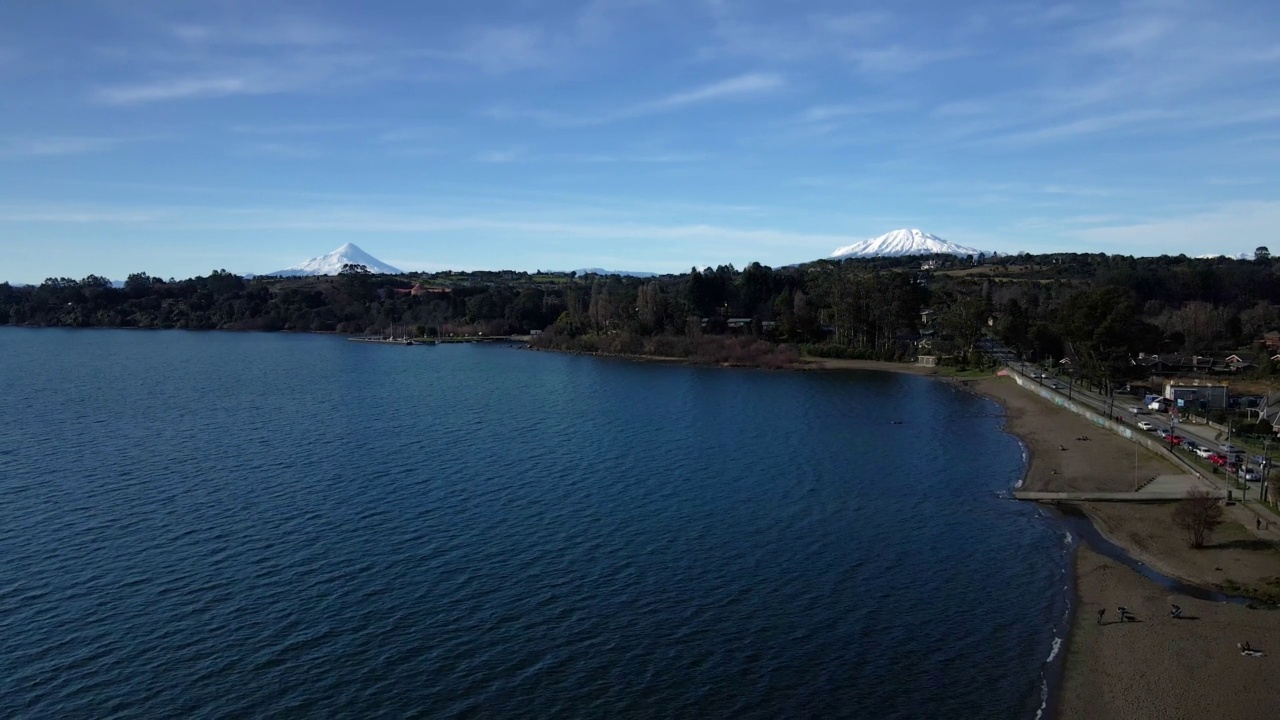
[
  {"left": 1242, "top": 468, "right": 1261, "bottom": 482},
  {"left": 1182, "top": 440, "right": 1199, "bottom": 451},
  {"left": 1195, "top": 447, "right": 1214, "bottom": 459},
  {"left": 1169, "top": 435, "right": 1185, "bottom": 446},
  {"left": 1129, "top": 406, "right": 1151, "bottom": 415},
  {"left": 1209, "top": 454, "right": 1227, "bottom": 466},
  {"left": 1157, "top": 429, "right": 1170, "bottom": 439},
  {"left": 1137, "top": 420, "right": 1155, "bottom": 431}
]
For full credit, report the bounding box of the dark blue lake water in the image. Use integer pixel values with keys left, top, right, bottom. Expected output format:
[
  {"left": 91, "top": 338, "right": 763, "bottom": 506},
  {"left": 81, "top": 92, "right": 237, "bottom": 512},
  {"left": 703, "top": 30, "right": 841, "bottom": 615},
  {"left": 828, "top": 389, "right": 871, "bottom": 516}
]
[{"left": 0, "top": 328, "right": 1067, "bottom": 718}]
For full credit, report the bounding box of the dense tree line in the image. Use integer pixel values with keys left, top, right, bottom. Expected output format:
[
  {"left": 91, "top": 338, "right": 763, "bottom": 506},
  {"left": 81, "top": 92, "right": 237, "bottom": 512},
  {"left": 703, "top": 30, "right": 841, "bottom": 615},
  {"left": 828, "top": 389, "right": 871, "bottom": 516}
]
[{"left": 3, "top": 252, "right": 1279, "bottom": 377}]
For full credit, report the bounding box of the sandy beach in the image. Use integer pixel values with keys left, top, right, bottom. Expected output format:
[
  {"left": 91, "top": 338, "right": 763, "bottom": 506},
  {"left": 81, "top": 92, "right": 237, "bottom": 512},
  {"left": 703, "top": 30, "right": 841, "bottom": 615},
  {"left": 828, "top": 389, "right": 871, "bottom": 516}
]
[
  {"left": 796, "top": 357, "right": 943, "bottom": 375},
  {"left": 971, "top": 374, "right": 1280, "bottom": 720}
]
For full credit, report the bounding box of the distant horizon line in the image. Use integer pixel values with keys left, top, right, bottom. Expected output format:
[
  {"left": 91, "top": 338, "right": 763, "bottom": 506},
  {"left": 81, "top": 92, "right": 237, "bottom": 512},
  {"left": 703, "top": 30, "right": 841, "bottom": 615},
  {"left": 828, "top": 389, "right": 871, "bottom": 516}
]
[{"left": 3, "top": 249, "right": 1262, "bottom": 287}]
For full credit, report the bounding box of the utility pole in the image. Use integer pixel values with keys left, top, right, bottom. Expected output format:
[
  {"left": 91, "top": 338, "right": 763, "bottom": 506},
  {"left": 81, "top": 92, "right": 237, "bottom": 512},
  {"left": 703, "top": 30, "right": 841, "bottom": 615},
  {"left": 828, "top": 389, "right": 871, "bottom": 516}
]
[{"left": 1263, "top": 436, "right": 1273, "bottom": 505}]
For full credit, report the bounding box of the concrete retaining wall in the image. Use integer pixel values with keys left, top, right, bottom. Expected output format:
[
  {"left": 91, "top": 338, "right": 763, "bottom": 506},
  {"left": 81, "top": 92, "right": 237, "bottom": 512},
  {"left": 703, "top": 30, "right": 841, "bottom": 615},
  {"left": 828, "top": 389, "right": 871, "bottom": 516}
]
[{"left": 1003, "top": 368, "right": 1205, "bottom": 477}]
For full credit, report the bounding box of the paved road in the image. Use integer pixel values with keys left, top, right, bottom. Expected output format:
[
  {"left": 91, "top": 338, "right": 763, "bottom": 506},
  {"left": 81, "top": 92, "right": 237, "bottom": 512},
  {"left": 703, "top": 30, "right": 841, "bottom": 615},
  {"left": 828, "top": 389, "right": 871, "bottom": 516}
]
[
  {"left": 975, "top": 338, "right": 1260, "bottom": 484},
  {"left": 975, "top": 338, "right": 1280, "bottom": 533}
]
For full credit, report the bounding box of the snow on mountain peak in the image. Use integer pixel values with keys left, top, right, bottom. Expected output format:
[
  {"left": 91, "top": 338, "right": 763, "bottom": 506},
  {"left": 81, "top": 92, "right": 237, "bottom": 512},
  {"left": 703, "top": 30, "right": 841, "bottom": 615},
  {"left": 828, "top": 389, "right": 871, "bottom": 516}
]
[
  {"left": 270, "top": 243, "right": 402, "bottom": 276},
  {"left": 829, "top": 229, "right": 981, "bottom": 259}
]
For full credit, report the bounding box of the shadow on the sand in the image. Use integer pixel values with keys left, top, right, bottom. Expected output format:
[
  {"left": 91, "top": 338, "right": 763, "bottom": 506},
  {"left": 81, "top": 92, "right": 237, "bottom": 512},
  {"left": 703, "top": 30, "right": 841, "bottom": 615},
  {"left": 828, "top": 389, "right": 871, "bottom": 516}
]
[{"left": 1208, "top": 539, "right": 1277, "bottom": 552}]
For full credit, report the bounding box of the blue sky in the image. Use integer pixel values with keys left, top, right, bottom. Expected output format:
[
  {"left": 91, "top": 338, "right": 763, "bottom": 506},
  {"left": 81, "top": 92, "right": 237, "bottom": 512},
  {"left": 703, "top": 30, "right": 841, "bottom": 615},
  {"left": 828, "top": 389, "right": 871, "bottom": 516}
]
[{"left": 2, "top": 0, "right": 1278, "bottom": 281}]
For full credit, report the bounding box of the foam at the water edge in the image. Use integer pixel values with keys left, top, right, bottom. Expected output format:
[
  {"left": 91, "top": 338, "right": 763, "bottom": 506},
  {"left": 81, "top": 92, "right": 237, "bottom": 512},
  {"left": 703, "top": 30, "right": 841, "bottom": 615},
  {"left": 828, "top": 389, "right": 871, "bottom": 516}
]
[
  {"left": 1012, "top": 439, "right": 1030, "bottom": 488},
  {"left": 1045, "top": 635, "right": 1063, "bottom": 663},
  {"left": 1033, "top": 635, "right": 1065, "bottom": 720}
]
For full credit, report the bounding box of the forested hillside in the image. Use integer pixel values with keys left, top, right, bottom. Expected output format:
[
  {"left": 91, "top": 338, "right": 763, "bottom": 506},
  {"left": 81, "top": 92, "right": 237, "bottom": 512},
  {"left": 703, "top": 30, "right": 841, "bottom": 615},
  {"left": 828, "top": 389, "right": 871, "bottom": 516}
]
[{"left": 3, "top": 253, "right": 1277, "bottom": 382}]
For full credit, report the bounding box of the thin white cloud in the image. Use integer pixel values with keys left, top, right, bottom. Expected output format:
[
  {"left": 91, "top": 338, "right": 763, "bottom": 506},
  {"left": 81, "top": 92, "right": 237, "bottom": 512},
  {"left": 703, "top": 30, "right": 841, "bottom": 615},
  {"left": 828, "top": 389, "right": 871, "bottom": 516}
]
[
  {"left": 2, "top": 136, "right": 122, "bottom": 156},
  {"left": 95, "top": 76, "right": 269, "bottom": 105},
  {"left": 800, "top": 101, "right": 909, "bottom": 122},
  {"left": 231, "top": 122, "right": 360, "bottom": 135},
  {"left": 170, "top": 17, "right": 356, "bottom": 48},
  {"left": 92, "top": 47, "right": 391, "bottom": 105},
  {"left": 475, "top": 148, "right": 705, "bottom": 164},
  {"left": 808, "top": 11, "right": 891, "bottom": 36},
  {"left": 0, "top": 200, "right": 848, "bottom": 255},
  {"left": 568, "top": 152, "right": 705, "bottom": 164},
  {"left": 639, "top": 72, "right": 783, "bottom": 112},
  {"left": 699, "top": 4, "right": 962, "bottom": 76},
  {"left": 1071, "top": 200, "right": 1280, "bottom": 255},
  {"left": 0, "top": 204, "right": 166, "bottom": 223},
  {"left": 492, "top": 72, "right": 785, "bottom": 127},
  {"left": 842, "top": 45, "right": 968, "bottom": 75},
  {"left": 475, "top": 148, "right": 525, "bottom": 163},
  {"left": 233, "top": 142, "right": 320, "bottom": 159},
  {"left": 974, "top": 108, "right": 1178, "bottom": 147},
  {"left": 454, "top": 26, "right": 548, "bottom": 73},
  {"left": 89, "top": 11, "right": 395, "bottom": 105}
]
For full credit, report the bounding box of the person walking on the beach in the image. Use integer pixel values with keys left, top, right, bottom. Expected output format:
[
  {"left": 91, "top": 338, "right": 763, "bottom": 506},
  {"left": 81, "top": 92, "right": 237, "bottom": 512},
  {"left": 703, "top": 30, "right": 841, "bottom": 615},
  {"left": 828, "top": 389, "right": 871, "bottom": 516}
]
[
  {"left": 1097, "top": 608, "right": 1106, "bottom": 625},
  {"left": 1258, "top": 517, "right": 1263, "bottom": 531}
]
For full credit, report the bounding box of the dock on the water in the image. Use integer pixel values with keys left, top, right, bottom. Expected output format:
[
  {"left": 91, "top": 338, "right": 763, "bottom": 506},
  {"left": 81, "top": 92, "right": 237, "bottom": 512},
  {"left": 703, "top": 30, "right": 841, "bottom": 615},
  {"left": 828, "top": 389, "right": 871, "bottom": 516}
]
[
  {"left": 347, "top": 337, "right": 426, "bottom": 345},
  {"left": 346, "top": 334, "right": 527, "bottom": 345}
]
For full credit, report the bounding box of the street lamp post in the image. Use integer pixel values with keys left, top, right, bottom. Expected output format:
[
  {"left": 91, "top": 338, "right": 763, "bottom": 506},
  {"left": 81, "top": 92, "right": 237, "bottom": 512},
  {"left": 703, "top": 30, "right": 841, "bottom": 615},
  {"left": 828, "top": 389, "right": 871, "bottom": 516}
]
[{"left": 1263, "top": 437, "right": 1273, "bottom": 505}]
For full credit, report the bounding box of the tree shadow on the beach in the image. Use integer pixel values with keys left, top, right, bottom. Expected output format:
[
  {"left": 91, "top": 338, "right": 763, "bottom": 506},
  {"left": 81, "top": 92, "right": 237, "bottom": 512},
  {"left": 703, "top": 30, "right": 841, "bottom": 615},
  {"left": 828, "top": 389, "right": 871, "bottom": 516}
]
[
  {"left": 1207, "top": 539, "right": 1278, "bottom": 552},
  {"left": 1171, "top": 615, "right": 1201, "bottom": 621},
  {"left": 1101, "top": 619, "right": 1145, "bottom": 625}
]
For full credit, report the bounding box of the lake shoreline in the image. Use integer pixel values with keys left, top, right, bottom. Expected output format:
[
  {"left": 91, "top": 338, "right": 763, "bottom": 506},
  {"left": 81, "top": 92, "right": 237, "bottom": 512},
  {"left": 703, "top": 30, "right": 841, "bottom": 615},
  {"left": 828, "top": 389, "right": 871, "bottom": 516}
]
[
  {"left": 969, "top": 375, "right": 1280, "bottom": 720},
  {"left": 523, "top": 343, "right": 957, "bottom": 375}
]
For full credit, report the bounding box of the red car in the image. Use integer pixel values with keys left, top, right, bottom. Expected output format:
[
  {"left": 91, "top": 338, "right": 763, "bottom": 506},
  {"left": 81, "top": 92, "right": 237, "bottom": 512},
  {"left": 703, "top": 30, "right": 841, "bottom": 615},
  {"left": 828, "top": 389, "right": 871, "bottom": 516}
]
[
  {"left": 1169, "top": 435, "right": 1184, "bottom": 446},
  {"left": 1209, "top": 454, "right": 1227, "bottom": 466}
]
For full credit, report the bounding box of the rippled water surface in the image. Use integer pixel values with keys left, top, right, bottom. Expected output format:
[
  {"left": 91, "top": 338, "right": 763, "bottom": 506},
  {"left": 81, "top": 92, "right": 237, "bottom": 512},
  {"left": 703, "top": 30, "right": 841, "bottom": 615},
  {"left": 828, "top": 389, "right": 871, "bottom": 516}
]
[{"left": 0, "top": 328, "right": 1066, "bottom": 718}]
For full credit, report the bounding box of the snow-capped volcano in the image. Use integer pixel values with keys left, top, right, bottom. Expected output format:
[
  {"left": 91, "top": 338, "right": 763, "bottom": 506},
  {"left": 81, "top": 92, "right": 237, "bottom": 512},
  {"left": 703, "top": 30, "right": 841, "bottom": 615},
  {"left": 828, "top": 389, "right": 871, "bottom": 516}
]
[
  {"left": 1196, "top": 252, "right": 1252, "bottom": 260},
  {"left": 269, "top": 243, "right": 402, "bottom": 276},
  {"left": 830, "top": 229, "right": 981, "bottom": 259}
]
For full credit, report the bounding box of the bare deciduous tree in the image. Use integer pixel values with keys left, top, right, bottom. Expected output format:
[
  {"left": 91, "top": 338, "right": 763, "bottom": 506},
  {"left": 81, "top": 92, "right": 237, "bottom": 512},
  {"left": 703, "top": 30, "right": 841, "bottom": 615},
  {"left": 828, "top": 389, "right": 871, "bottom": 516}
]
[{"left": 1172, "top": 489, "right": 1224, "bottom": 548}]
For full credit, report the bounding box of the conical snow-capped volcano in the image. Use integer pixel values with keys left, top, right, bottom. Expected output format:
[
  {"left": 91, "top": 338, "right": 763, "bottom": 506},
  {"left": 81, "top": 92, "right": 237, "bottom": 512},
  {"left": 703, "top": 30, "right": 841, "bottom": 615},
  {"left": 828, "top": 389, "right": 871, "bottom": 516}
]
[
  {"left": 830, "top": 229, "right": 981, "bottom": 259},
  {"left": 270, "top": 243, "right": 402, "bottom": 276}
]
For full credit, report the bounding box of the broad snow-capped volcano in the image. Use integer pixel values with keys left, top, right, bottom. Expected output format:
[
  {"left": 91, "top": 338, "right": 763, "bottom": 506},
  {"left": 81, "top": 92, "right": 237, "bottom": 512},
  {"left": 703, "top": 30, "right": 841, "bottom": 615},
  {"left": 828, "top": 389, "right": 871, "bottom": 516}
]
[
  {"left": 830, "top": 229, "right": 981, "bottom": 259},
  {"left": 270, "top": 243, "right": 402, "bottom": 276},
  {"left": 1196, "top": 252, "right": 1253, "bottom": 260}
]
